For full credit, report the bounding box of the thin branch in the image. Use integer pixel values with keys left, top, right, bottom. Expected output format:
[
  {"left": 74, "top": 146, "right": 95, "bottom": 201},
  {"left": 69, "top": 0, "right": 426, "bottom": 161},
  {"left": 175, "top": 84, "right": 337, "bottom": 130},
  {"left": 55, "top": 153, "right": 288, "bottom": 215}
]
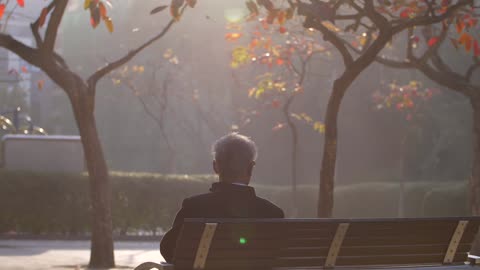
[
  {"left": 87, "top": 6, "right": 187, "bottom": 91},
  {"left": 303, "top": 16, "right": 354, "bottom": 67},
  {"left": 30, "top": 1, "right": 56, "bottom": 48},
  {"left": 44, "top": 0, "right": 67, "bottom": 53}
]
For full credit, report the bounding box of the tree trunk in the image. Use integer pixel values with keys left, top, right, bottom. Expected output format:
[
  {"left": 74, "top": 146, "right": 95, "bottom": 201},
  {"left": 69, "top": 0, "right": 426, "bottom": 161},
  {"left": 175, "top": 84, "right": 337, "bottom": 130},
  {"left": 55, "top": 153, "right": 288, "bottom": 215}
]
[
  {"left": 284, "top": 103, "right": 299, "bottom": 216},
  {"left": 317, "top": 77, "right": 348, "bottom": 218},
  {"left": 469, "top": 98, "right": 480, "bottom": 256},
  {"left": 71, "top": 92, "right": 115, "bottom": 268},
  {"left": 470, "top": 99, "right": 480, "bottom": 216}
]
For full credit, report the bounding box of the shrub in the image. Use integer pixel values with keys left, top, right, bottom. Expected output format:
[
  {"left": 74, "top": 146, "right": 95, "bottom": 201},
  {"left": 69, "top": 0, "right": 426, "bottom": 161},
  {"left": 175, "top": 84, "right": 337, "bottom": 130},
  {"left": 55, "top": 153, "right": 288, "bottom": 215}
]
[{"left": 0, "top": 170, "right": 470, "bottom": 235}]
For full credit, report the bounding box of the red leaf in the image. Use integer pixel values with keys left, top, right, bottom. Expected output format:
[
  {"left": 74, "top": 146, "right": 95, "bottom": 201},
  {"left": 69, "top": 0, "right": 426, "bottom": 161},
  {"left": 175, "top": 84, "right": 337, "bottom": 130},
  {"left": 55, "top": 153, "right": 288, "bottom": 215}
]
[
  {"left": 474, "top": 40, "right": 480, "bottom": 57},
  {"left": 17, "top": 0, "right": 24, "bottom": 7},
  {"left": 21, "top": 66, "right": 28, "bottom": 73},
  {"left": 279, "top": 26, "right": 287, "bottom": 34},
  {"left": 39, "top": 8, "right": 48, "bottom": 27},
  {"left": 427, "top": 37, "right": 439, "bottom": 47},
  {"left": 0, "top": 4, "right": 5, "bottom": 20},
  {"left": 399, "top": 8, "right": 412, "bottom": 18}
]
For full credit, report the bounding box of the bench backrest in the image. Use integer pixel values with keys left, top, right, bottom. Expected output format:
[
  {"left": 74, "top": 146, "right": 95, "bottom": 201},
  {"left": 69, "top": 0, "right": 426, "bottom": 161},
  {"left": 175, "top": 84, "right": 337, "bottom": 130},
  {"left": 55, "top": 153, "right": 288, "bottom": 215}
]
[{"left": 173, "top": 217, "right": 480, "bottom": 270}]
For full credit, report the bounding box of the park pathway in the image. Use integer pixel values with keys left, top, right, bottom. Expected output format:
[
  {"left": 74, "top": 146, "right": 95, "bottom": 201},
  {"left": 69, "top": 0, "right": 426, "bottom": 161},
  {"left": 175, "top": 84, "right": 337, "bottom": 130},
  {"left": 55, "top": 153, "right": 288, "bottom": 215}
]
[{"left": 0, "top": 240, "right": 162, "bottom": 270}]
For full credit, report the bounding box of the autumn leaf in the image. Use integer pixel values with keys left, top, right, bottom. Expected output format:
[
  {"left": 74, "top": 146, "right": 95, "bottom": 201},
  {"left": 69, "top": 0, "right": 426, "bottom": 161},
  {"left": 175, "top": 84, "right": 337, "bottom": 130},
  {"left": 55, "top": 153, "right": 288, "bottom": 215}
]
[
  {"left": 458, "top": 32, "right": 473, "bottom": 52},
  {"left": 39, "top": 8, "right": 48, "bottom": 27},
  {"left": 474, "top": 40, "right": 480, "bottom": 57},
  {"left": 104, "top": 17, "right": 114, "bottom": 33},
  {"left": 278, "top": 26, "right": 287, "bottom": 34},
  {"left": 84, "top": 0, "right": 91, "bottom": 10},
  {"left": 277, "top": 10, "right": 286, "bottom": 25},
  {"left": 21, "top": 66, "right": 28, "bottom": 73},
  {"left": 427, "top": 37, "right": 439, "bottom": 47},
  {"left": 37, "top": 80, "right": 45, "bottom": 91},
  {"left": 150, "top": 5, "right": 168, "bottom": 15},
  {"left": 186, "top": 0, "right": 196, "bottom": 8},
  {"left": 0, "top": 4, "right": 5, "bottom": 20},
  {"left": 170, "top": 0, "right": 184, "bottom": 20},
  {"left": 99, "top": 2, "right": 107, "bottom": 18},
  {"left": 313, "top": 121, "right": 325, "bottom": 133},
  {"left": 456, "top": 20, "right": 465, "bottom": 33},
  {"left": 225, "top": 32, "right": 242, "bottom": 42},
  {"left": 17, "top": 0, "right": 24, "bottom": 8}
]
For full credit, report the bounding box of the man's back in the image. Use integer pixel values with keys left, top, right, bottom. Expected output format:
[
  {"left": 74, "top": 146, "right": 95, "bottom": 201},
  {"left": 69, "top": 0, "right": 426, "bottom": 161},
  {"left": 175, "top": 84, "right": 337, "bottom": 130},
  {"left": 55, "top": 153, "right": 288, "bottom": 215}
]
[{"left": 160, "top": 182, "right": 284, "bottom": 262}]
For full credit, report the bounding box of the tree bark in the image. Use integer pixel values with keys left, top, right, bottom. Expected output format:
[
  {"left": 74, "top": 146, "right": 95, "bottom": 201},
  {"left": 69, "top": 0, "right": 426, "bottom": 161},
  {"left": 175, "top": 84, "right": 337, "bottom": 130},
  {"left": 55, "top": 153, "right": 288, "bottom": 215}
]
[
  {"left": 70, "top": 91, "right": 115, "bottom": 268},
  {"left": 283, "top": 99, "right": 299, "bottom": 216},
  {"left": 470, "top": 98, "right": 480, "bottom": 216},
  {"left": 318, "top": 76, "right": 348, "bottom": 217}
]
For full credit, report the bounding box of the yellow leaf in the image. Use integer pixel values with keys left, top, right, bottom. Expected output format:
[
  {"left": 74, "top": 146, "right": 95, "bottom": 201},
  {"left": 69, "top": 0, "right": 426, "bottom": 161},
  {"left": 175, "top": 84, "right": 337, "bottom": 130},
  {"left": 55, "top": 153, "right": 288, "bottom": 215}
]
[
  {"left": 255, "top": 88, "right": 264, "bottom": 99},
  {"left": 84, "top": 0, "right": 91, "bottom": 10},
  {"left": 104, "top": 17, "right": 114, "bottom": 33},
  {"left": 314, "top": 121, "right": 325, "bottom": 133}
]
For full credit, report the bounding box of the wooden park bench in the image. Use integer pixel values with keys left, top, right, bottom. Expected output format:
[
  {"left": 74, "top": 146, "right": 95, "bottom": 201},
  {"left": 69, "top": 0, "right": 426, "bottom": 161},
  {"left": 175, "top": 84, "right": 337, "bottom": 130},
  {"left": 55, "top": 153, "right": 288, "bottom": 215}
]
[{"left": 135, "top": 217, "right": 480, "bottom": 270}]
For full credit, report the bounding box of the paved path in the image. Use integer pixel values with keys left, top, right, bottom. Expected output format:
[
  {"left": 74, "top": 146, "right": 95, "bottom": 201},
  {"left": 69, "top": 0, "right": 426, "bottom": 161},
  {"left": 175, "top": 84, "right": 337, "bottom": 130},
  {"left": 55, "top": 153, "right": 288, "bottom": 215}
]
[{"left": 0, "top": 240, "right": 163, "bottom": 270}]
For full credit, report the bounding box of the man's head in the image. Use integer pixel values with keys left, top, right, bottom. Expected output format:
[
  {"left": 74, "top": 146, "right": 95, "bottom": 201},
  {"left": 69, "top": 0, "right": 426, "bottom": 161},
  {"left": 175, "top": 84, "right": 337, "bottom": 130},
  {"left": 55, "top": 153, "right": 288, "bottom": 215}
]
[{"left": 212, "top": 133, "right": 257, "bottom": 184}]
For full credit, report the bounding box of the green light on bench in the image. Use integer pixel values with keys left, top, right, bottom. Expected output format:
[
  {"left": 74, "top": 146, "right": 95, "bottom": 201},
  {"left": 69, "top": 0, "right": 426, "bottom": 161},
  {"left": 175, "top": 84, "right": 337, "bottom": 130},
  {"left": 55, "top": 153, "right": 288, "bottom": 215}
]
[{"left": 239, "top": 237, "right": 247, "bottom": 244}]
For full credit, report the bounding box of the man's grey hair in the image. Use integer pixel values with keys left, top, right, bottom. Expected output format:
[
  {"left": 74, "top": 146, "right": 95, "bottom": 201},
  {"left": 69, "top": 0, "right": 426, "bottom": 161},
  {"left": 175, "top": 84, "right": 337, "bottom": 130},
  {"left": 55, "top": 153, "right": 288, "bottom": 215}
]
[{"left": 212, "top": 133, "right": 257, "bottom": 177}]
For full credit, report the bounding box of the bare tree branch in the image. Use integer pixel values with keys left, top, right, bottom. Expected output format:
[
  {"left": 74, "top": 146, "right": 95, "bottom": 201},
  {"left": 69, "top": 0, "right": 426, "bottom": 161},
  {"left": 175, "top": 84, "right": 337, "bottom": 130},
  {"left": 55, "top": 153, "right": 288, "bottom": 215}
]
[
  {"left": 303, "top": 16, "right": 354, "bottom": 67},
  {"left": 87, "top": 6, "right": 188, "bottom": 91},
  {"left": 30, "top": 0, "right": 56, "bottom": 48},
  {"left": 0, "top": 34, "right": 41, "bottom": 67},
  {"left": 44, "top": 0, "right": 67, "bottom": 53}
]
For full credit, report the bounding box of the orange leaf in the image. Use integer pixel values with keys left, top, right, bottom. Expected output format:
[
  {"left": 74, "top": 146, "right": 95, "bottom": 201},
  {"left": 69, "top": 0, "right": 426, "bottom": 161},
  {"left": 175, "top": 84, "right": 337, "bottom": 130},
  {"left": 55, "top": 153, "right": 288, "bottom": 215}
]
[
  {"left": 279, "top": 26, "right": 287, "bottom": 34},
  {"left": 225, "top": 32, "right": 242, "bottom": 42},
  {"left": 21, "top": 66, "right": 27, "bottom": 73},
  {"left": 37, "top": 80, "right": 45, "bottom": 91},
  {"left": 277, "top": 10, "right": 286, "bottom": 25},
  {"left": 170, "top": 0, "right": 184, "bottom": 20},
  {"left": 276, "top": 58, "right": 284, "bottom": 65},
  {"left": 17, "top": 0, "right": 24, "bottom": 8},
  {"left": 98, "top": 2, "right": 107, "bottom": 18},
  {"left": 39, "top": 8, "right": 48, "bottom": 27},
  {"left": 458, "top": 32, "right": 473, "bottom": 52},
  {"left": 456, "top": 20, "right": 465, "bottom": 33},
  {"left": 0, "top": 4, "right": 5, "bottom": 20}
]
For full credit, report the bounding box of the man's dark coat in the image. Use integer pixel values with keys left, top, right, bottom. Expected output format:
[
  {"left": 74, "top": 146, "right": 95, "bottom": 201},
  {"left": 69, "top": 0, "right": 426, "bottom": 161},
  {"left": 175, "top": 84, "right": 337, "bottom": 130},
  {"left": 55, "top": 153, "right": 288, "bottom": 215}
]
[{"left": 160, "top": 182, "right": 285, "bottom": 263}]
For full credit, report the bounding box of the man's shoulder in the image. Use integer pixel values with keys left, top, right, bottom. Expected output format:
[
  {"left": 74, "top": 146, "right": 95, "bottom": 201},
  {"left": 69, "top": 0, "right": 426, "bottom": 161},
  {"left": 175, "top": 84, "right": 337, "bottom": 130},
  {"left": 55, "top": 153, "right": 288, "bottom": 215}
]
[
  {"left": 183, "top": 192, "right": 217, "bottom": 205},
  {"left": 254, "top": 196, "right": 285, "bottom": 218}
]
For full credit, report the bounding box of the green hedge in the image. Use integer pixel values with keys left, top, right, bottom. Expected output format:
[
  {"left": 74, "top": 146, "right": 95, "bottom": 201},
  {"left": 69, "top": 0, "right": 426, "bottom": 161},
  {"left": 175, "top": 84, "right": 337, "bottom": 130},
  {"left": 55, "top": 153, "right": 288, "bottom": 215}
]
[{"left": 0, "top": 170, "right": 470, "bottom": 235}]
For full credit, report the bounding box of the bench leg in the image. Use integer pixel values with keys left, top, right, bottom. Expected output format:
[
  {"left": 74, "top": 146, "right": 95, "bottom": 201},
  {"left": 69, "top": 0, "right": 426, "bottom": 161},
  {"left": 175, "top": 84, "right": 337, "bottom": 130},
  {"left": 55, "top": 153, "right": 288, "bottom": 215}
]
[{"left": 133, "top": 262, "right": 174, "bottom": 270}]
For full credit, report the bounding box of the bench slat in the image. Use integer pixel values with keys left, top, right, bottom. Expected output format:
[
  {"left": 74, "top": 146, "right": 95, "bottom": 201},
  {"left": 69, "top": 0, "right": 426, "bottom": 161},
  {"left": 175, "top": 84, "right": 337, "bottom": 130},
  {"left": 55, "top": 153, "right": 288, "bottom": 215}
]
[
  {"left": 174, "top": 253, "right": 468, "bottom": 270},
  {"left": 174, "top": 243, "right": 472, "bottom": 259}
]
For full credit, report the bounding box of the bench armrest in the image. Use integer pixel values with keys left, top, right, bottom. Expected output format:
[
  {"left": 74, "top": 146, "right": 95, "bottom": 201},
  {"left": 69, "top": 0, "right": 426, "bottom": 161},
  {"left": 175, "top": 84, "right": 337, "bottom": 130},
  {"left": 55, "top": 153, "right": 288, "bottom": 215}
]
[{"left": 134, "top": 262, "right": 174, "bottom": 270}]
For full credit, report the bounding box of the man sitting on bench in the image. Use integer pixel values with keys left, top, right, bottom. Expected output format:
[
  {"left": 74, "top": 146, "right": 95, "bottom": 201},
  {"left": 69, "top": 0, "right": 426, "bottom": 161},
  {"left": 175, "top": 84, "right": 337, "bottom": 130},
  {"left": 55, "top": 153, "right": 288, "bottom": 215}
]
[{"left": 160, "top": 133, "right": 285, "bottom": 263}]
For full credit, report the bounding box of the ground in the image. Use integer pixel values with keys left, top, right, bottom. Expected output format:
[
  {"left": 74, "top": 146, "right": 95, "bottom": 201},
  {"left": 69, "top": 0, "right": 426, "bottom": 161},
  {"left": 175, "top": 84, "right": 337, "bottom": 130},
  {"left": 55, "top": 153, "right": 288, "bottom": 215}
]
[{"left": 0, "top": 240, "right": 162, "bottom": 270}]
